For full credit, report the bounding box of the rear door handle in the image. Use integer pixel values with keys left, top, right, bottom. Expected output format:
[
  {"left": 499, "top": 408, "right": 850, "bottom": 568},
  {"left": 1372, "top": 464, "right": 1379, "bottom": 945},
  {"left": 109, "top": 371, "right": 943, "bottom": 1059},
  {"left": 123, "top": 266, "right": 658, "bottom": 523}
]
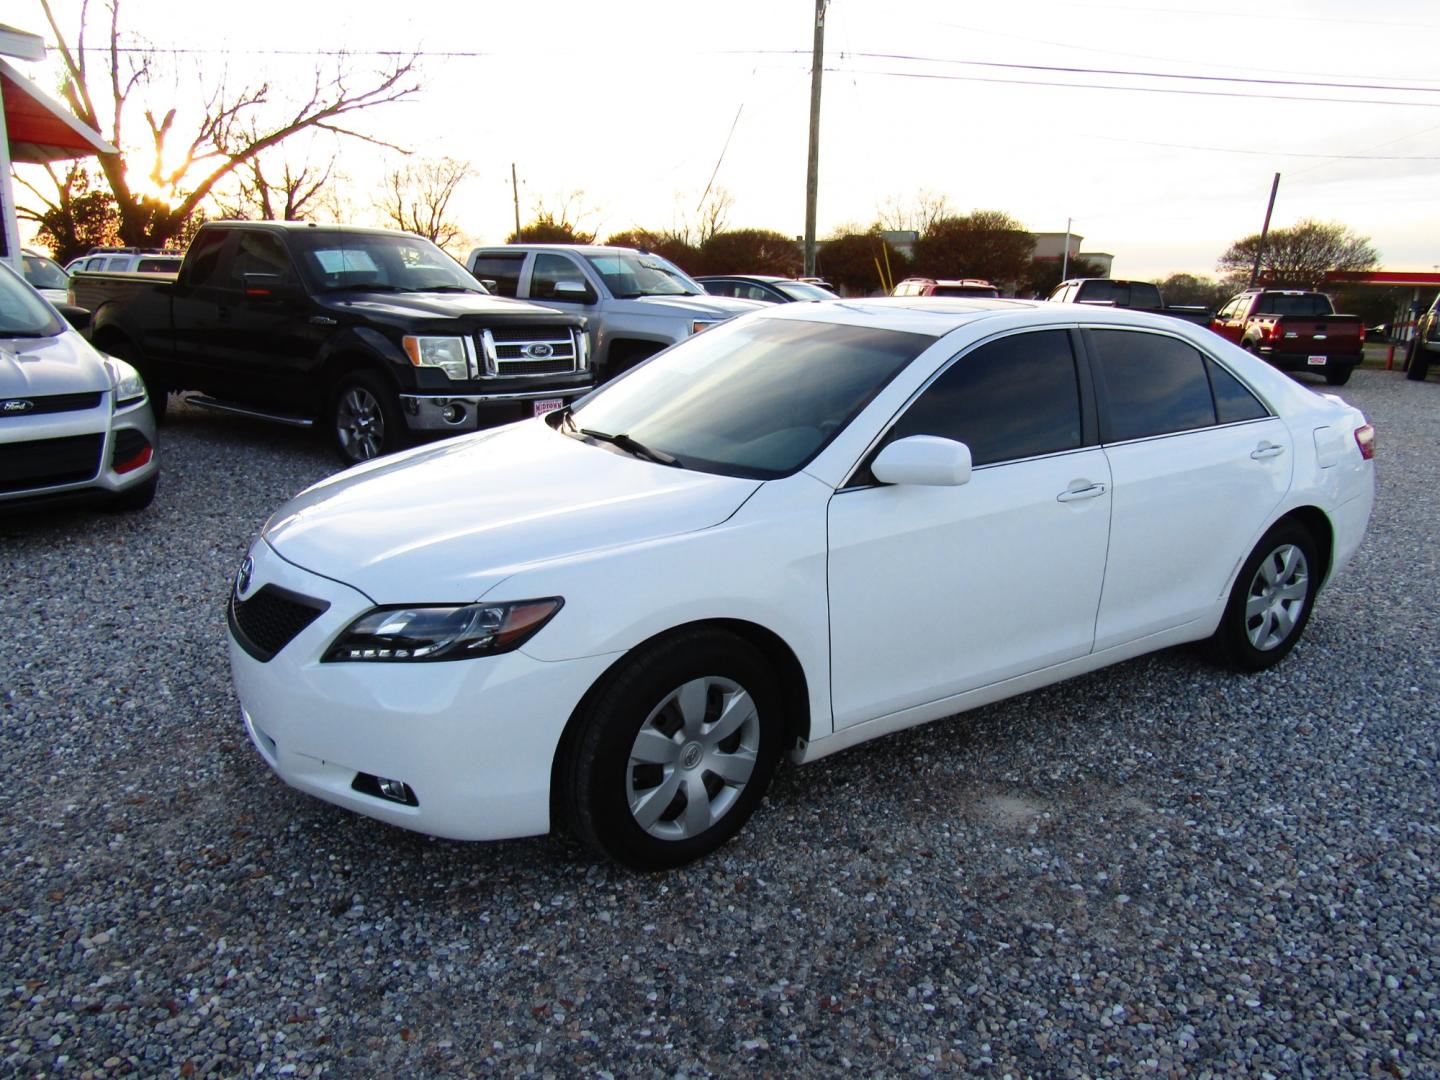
[
  {"left": 1057, "top": 481, "right": 1107, "bottom": 502},
  {"left": 1250, "top": 442, "right": 1285, "bottom": 460}
]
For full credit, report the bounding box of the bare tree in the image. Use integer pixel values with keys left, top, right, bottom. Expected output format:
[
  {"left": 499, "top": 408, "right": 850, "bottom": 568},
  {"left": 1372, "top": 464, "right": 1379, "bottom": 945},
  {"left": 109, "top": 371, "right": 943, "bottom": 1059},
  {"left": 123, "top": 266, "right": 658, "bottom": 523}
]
[
  {"left": 376, "top": 157, "right": 472, "bottom": 249},
  {"left": 35, "top": 0, "right": 419, "bottom": 248},
  {"left": 510, "top": 190, "right": 598, "bottom": 244},
  {"left": 216, "top": 148, "right": 337, "bottom": 221},
  {"left": 877, "top": 189, "right": 952, "bottom": 235}
]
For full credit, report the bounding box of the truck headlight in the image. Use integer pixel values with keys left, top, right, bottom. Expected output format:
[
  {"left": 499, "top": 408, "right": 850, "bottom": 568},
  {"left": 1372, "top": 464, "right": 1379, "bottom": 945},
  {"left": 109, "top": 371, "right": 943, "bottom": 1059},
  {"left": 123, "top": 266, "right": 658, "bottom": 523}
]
[
  {"left": 104, "top": 356, "right": 148, "bottom": 408},
  {"left": 323, "top": 598, "right": 563, "bottom": 662},
  {"left": 402, "top": 335, "right": 471, "bottom": 381},
  {"left": 690, "top": 320, "right": 718, "bottom": 336}
]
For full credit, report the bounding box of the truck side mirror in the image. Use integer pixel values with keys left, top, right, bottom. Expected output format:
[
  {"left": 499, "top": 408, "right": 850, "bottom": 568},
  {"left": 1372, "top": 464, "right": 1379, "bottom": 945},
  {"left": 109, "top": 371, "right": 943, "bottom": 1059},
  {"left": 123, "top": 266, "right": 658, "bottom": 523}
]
[
  {"left": 554, "top": 280, "right": 597, "bottom": 304},
  {"left": 55, "top": 303, "right": 91, "bottom": 333}
]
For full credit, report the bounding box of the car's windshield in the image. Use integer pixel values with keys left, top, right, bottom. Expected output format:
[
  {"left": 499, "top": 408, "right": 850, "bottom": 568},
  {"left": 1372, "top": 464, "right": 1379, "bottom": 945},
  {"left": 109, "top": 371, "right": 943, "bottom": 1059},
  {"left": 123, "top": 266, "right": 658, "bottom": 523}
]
[
  {"left": 22, "top": 253, "right": 69, "bottom": 291},
  {"left": 561, "top": 316, "right": 933, "bottom": 479},
  {"left": 1256, "top": 293, "right": 1334, "bottom": 317},
  {"left": 0, "top": 262, "right": 65, "bottom": 337},
  {"left": 290, "top": 232, "right": 484, "bottom": 294},
  {"left": 584, "top": 251, "right": 702, "bottom": 297},
  {"left": 774, "top": 280, "right": 838, "bottom": 301}
]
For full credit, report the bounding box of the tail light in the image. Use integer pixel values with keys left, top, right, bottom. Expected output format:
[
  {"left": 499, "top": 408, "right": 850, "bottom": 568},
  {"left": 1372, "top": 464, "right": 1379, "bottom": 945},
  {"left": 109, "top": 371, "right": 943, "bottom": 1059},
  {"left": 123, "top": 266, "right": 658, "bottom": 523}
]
[
  {"left": 1358, "top": 324, "right": 1366, "bottom": 345},
  {"left": 1263, "top": 321, "right": 1283, "bottom": 342},
  {"left": 1354, "top": 424, "right": 1375, "bottom": 460}
]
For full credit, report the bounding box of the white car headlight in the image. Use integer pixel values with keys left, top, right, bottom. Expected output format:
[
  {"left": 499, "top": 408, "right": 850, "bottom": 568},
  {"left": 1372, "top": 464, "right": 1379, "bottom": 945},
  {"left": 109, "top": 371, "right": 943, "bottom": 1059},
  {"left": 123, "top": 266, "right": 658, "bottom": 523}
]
[
  {"left": 402, "top": 335, "right": 471, "bottom": 380},
  {"left": 323, "top": 598, "right": 563, "bottom": 662},
  {"left": 105, "top": 356, "right": 148, "bottom": 408}
]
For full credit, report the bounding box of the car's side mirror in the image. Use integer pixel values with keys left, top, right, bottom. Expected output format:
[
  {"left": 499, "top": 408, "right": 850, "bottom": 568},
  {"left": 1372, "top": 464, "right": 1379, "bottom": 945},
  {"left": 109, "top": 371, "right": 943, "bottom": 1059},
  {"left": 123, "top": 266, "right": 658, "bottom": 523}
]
[
  {"left": 243, "top": 273, "right": 298, "bottom": 300},
  {"left": 871, "top": 435, "right": 972, "bottom": 487},
  {"left": 554, "top": 280, "right": 597, "bottom": 303},
  {"left": 478, "top": 278, "right": 498, "bottom": 293},
  {"left": 55, "top": 303, "right": 91, "bottom": 333}
]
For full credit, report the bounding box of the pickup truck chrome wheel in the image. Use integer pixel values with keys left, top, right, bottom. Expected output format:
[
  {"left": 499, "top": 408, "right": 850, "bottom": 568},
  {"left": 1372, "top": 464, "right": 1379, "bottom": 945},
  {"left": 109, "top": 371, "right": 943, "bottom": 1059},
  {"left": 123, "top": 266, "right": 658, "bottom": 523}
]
[
  {"left": 560, "top": 629, "right": 783, "bottom": 869},
  {"left": 625, "top": 675, "right": 760, "bottom": 841},
  {"left": 1212, "top": 522, "right": 1320, "bottom": 673},
  {"left": 330, "top": 372, "right": 401, "bottom": 465}
]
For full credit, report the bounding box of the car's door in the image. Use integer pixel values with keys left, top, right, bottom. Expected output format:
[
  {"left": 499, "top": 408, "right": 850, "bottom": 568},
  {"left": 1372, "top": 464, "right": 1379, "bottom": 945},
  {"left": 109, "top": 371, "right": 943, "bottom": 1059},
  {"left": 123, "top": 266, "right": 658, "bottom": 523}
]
[
  {"left": 158, "top": 228, "right": 235, "bottom": 387},
  {"left": 827, "top": 328, "right": 1112, "bottom": 729},
  {"left": 1085, "top": 327, "right": 1291, "bottom": 650},
  {"left": 1210, "top": 295, "right": 1249, "bottom": 344}
]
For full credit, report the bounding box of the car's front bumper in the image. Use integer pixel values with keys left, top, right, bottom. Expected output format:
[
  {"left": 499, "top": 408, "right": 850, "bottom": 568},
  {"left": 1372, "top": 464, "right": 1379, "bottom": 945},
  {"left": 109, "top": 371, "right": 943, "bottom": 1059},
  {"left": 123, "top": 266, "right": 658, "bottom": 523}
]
[
  {"left": 0, "top": 393, "right": 157, "bottom": 508},
  {"left": 228, "top": 538, "right": 617, "bottom": 842},
  {"left": 399, "top": 386, "right": 592, "bottom": 432}
]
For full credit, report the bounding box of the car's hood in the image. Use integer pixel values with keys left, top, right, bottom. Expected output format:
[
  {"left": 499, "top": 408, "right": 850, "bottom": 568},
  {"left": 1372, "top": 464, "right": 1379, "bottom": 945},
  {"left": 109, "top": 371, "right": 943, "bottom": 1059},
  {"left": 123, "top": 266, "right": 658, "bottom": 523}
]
[
  {"left": 321, "top": 290, "right": 573, "bottom": 324},
  {"left": 263, "top": 421, "right": 761, "bottom": 603},
  {"left": 618, "top": 294, "right": 766, "bottom": 320},
  {"left": 0, "top": 328, "right": 112, "bottom": 396}
]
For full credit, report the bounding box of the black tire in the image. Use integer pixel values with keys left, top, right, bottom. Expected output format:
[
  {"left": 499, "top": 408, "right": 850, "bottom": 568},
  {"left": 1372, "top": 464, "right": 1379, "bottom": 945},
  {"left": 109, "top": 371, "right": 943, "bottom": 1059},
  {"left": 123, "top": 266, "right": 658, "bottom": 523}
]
[
  {"left": 1406, "top": 337, "right": 1431, "bottom": 382},
  {"left": 1211, "top": 521, "right": 1320, "bottom": 673},
  {"left": 1324, "top": 365, "right": 1353, "bottom": 386},
  {"left": 559, "top": 629, "right": 784, "bottom": 870},
  {"left": 329, "top": 371, "right": 404, "bottom": 466},
  {"left": 106, "top": 341, "right": 168, "bottom": 424},
  {"left": 107, "top": 473, "right": 158, "bottom": 513}
]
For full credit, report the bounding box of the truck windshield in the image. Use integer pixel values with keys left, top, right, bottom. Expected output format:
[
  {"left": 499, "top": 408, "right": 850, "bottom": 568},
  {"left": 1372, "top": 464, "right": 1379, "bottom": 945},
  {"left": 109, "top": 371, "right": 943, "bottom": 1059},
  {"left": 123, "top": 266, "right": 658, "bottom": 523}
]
[
  {"left": 290, "top": 232, "right": 484, "bottom": 295},
  {"left": 584, "top": 251, "right": 702, "bottom": 298},
  {"left": 1255, "top": 293, "right": 1334, "bottom": 317},
  {"left": 0, "top": 262, "right": 64, "bottom": 338},
  {"left": 560, "top": 316, "right": 932, "bottom": 479}
]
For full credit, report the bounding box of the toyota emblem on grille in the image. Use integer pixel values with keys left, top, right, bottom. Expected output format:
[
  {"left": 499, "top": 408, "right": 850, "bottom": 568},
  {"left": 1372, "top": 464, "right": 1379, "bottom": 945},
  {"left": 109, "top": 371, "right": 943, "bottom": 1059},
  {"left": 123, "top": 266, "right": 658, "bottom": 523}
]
[
  {"left": 522, "top": 343, "right": 555, "bottom": 360},
  {"left": 235, "top": 555, "right": 254, "bottom": 598},
  {"left": 1, "top": 399, "right": 34, "bottom": 415}
]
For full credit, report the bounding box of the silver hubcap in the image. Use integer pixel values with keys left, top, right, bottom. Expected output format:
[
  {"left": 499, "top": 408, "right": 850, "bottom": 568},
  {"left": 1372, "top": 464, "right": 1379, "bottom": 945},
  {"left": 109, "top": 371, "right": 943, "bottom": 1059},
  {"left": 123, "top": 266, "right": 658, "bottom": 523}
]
[
  {"left": 1245, "top": 543, "right": 1309, "bottom": 651},
  {"left": 626, "top": 676, "right": 760, "bottom": 841},
  {"left": 337, "top": 386, "right": 385, "bottom": 461}
]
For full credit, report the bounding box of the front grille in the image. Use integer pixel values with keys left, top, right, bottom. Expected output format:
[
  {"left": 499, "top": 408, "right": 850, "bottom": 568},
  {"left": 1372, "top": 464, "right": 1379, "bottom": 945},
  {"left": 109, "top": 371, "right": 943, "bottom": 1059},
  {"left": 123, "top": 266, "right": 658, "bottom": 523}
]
[
  {"left": 479, "top": 328, "right": 581, "bottom": 378},
  {"left": 0, "top": 433, "right": 103, "bottom": 493},
  {"left": 229, "top": 585, "right": 329, "bottom": 663},
  {"left": 0, "top": 392, "right": 103, "bottom": 419}
]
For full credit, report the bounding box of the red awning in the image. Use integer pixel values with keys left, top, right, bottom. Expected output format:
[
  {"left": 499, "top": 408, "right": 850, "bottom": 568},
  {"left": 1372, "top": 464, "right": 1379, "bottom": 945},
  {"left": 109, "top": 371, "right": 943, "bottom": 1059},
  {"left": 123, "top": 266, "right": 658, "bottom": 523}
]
[
  {"left": 1323, "top": 270, "right": 1440, "bottom": 288},
  {"left": 1, "top": 56, "right": 115, "bottom": 163}
]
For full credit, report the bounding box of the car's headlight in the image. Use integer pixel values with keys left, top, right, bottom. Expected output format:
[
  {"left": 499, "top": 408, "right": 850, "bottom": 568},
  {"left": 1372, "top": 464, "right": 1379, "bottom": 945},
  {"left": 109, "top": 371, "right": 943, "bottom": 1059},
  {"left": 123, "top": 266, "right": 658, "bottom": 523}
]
[
  {"left": 323, "top": 598, "right": 563, "bottom": 662},
  {"left": 105, "top": 356, "right": 148, "bottom": 408},
  {"left": 402, "top": 335, "right": 471, "bottom": 380}
]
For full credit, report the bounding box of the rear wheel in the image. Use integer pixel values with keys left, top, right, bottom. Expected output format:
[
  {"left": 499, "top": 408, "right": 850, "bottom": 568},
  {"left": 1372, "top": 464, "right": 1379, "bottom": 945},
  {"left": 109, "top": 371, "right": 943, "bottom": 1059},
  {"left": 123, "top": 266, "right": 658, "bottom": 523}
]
[
  {"left": 560, "top": 629, "right": 783, "bottom": 869},
  {"left": 1324, "top": 364, "right": 1353, "bottom": 386},
  {"left": 330, "top": 371, "right": 403, "bottom": 465},
  {"left": 1211, "top": 521, "right": 1320, "bottom": 673}
]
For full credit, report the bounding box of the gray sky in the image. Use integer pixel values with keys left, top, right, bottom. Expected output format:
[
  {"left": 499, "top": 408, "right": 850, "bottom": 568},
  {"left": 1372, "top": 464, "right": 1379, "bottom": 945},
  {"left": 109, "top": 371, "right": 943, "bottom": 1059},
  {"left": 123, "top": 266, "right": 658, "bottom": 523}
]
[{"left": 19, "top": 0, "right": 1440, "bottom": 279}]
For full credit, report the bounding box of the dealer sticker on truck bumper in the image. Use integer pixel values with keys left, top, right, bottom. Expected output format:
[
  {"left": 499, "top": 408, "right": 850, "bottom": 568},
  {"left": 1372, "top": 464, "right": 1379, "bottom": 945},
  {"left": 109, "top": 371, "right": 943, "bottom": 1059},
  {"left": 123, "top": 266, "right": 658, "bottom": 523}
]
[
  {"left": 533, "top": 398, "right": 564, "bottom": 417},
  {"left": 1307, "top": 356, "right": 1327, "bottom": 366}
]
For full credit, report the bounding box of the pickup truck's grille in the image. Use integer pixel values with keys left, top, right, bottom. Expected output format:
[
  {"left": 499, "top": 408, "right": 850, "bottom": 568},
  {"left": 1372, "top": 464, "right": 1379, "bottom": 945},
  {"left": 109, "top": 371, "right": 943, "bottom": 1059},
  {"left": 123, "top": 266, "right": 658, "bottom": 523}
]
[
  {"left": 0, "top": 392, "right": 103, "bottom": 418},
  {"left": 479, "top": 328, "right": 583, "bottom": 378},
  {"left": 229, "top": 586, "right": 329, "bottom": 663},
  {"left": 0, "top": 433, "right": 103, "bottom": 493}
]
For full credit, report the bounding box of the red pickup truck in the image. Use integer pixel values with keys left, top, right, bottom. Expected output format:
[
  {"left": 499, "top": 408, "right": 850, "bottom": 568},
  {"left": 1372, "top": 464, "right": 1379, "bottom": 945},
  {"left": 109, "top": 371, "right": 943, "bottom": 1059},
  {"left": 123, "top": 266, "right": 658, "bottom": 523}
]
[{"left": 1210, "top": 289, "right": 1363, "bottom": 386}]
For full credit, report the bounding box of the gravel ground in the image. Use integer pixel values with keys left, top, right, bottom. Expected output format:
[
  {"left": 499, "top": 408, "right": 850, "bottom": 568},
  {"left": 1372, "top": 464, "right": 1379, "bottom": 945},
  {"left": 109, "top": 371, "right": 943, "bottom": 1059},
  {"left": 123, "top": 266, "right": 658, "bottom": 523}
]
[{"left": 1, "top": 369, "right": 1436, "bottom": 1078}]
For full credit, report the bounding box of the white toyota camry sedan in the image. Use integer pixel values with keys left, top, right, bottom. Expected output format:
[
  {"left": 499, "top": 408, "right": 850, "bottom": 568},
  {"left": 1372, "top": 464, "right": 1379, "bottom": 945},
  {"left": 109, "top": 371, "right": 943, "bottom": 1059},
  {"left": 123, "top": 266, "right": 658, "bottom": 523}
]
[{"left": 229, "top": 299, "right": 1375, "bottom": 868}]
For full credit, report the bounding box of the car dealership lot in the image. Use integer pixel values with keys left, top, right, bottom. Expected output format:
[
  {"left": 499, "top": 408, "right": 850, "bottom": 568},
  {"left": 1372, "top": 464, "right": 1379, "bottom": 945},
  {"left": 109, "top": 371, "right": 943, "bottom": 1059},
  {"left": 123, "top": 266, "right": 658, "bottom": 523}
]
[{"left": 1, "top": 372, "right": 1436, "bottom": 1077}]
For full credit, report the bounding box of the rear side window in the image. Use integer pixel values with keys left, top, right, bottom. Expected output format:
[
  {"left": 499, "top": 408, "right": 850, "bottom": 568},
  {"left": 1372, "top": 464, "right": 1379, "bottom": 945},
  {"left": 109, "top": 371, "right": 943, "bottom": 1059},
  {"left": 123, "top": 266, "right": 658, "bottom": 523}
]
[
  {"left": 1206, "top": 358, "right": 1269, "bottom": 423},
  {"left": 882, "top": 329, "right": 1082, "bottom": 467},
  {"left": 183, "top": 231, "right": 230, "bottom": 288},
  {"left": 470, "top": 254, "right": 524, "bottom": 297},
  {"left": 136, "top": 257, "right": 182, "bottom": 274},
  {"left": 1090, "top": 329, "right": 1216, "bottom": 442}
]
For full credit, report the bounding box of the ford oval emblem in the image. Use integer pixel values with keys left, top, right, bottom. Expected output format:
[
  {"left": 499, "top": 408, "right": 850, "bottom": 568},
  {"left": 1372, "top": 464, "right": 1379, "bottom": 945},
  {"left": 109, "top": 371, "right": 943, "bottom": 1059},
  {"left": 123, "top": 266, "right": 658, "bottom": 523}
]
[
  {"left": 1, "top": 399, "right": 34, "bottom": 415},
  {"left": 522, "top": 343, "right": 555, "bottom": 360},
  {"left": 235, "top": 555, "right": 254, "bottom": 598}
]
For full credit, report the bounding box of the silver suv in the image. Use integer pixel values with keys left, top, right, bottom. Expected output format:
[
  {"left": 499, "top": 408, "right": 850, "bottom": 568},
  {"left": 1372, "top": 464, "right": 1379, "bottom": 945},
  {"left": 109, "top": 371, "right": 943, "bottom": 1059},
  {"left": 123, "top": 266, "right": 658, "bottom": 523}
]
[{"left": 466, "top": 245, "right": 763, "bottom": 380}]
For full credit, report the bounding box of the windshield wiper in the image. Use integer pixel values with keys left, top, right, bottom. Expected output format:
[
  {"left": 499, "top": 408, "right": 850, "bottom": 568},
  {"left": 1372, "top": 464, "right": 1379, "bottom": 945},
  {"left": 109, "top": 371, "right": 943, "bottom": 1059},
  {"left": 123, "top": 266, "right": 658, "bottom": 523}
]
[{"left": 567, "top": 417, "right": 678, "bottom": 466}]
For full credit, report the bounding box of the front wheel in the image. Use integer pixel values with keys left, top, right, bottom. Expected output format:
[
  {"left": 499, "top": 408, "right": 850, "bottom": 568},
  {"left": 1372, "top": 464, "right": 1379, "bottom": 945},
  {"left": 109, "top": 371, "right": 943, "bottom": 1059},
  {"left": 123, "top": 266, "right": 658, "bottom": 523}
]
[
  {"left": 1406, "top": 337, "right": 1431, "bottom": 382},
  {"left": 559, "top": 629, "right": 784, "bottom": 870},
  {"left": 1211, "top": 521, "right": 1320, "bottom": 673},
  {"left": 330, "top": 371, "right": 403, "bottom": 466}
]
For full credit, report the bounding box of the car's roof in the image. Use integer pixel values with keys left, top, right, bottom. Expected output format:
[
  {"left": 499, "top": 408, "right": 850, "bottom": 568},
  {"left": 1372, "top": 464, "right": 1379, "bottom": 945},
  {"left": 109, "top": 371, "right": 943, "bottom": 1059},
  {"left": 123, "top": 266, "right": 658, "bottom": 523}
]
[
  {"left": 696, "top": 274, "right": 789, "bottom": 284},
  {"left": 204, "top": 221, "right": 418, "bottom": 239},
  {"left": 472, "top": 244, "right": 648, "bottom": 256}
]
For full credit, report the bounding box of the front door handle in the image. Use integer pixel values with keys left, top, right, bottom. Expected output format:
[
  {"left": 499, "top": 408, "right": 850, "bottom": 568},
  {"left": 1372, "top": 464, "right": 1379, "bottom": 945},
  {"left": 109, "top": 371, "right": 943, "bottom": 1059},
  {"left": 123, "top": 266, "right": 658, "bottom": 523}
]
[
  {"left": 1057, "top": 481, "right": 1107, "bottom": 503},
  {"left": 1250, "top": 442, "right": 1285, "bottom": 460}
]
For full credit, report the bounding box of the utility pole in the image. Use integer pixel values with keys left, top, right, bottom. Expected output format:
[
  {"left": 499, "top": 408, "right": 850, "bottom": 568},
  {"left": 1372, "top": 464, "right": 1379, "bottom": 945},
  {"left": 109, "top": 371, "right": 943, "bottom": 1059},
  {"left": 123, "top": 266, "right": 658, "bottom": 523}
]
[
  {"left": 1248, "top": 172, "right": 1281, "bottom": 289},
  {"left": 1061, "top": 217, "right": 1072, "bottom": 282},
  {"left": 511, "top": 163, "right": 522, "bottom": 242},
  {"left": 804, "top": 0, "right": 827, "bottom": 277}
]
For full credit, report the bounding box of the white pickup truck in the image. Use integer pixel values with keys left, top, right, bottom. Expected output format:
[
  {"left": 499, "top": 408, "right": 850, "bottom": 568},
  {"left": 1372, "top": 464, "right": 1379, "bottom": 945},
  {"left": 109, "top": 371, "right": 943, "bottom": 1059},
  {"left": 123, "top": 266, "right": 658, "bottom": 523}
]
[{"left": 466, "top": 244, "right": 763, "bottom": 381}]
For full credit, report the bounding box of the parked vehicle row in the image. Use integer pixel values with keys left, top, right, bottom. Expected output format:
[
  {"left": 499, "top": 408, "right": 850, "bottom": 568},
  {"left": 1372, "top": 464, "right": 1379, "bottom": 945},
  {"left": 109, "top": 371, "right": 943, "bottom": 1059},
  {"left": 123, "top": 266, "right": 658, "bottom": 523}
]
[
  {"left": 228, "top": 299, "right": 1375, "bottom": 868},
  {"left": 1047, "top": 278, "right": 1212, "bottom": 325}
]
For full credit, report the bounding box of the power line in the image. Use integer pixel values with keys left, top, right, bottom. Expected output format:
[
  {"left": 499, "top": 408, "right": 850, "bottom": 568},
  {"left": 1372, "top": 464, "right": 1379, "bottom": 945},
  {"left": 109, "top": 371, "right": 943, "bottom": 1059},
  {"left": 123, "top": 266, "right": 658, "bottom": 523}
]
[{"left": 1082, "top": 133, "right": 1440, "bottom": 160}]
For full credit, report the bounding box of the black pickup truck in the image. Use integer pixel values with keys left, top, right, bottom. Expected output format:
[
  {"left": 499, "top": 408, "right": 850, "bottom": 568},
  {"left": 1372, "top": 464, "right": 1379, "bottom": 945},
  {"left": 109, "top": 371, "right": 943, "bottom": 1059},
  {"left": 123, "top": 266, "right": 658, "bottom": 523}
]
[
  {"left": 1047, "top": 278, "right": 1213, "bottom": 325},
  {"left": 88, "top": 222, "right": 593, "bottom": 464}
]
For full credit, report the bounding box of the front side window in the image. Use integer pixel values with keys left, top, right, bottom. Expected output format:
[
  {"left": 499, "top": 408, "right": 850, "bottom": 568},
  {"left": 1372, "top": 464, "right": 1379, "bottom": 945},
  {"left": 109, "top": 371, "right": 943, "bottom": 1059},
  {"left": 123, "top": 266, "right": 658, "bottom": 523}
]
[
  {"left": 583, "top": 251, "right": 701, "bottom": 298},
  {"left": 1091, "top": 329, "right": 1216, "bottom": 442},
  {"left": 470, "top": 254, "right": 523, "bottom": 296},
  {"left": 878, "top": 330, "right": 1083, "bottom": 469},
  {"left": 530, "top": 254, "right": 593, "bottom": 301},
  {"left": 226, "top": 233, "right": 294, "bottom": 289},
  {"left": 564, "top": 317, "right": 932, "bottom": 479},
  {"left": 183, "top": 231, "right": 231, "bottom": 288}
]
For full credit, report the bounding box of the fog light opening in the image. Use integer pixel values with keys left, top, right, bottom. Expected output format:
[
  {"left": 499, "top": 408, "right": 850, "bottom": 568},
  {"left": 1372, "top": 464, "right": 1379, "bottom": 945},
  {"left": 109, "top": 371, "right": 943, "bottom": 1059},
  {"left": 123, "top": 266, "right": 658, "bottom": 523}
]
[
  {"left": 441, "top": 402, "right": 467, "bottom": 425},
  {"left": 351, "top": 772, "right": 419, "bottom": 806}
]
